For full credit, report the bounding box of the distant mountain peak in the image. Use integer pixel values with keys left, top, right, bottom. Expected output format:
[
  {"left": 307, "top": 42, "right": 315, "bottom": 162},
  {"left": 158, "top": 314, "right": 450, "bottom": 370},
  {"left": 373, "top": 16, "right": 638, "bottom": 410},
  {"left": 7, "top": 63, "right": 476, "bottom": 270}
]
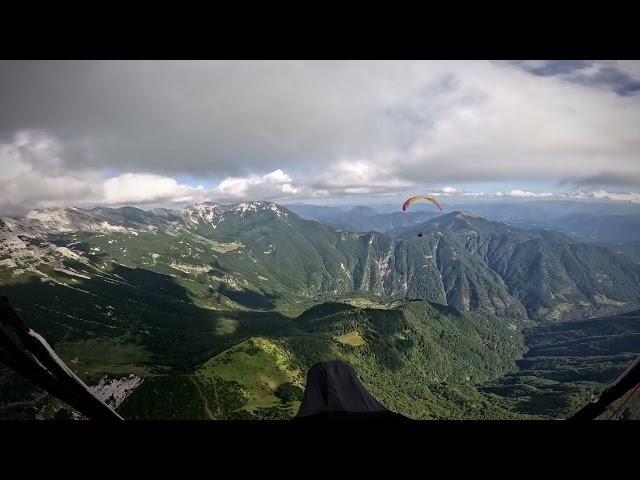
[
  {"left": 24, "top": 207, "right": 86, "bottom": 232},
  {"left": 180, "top": 200, "right": 290, "bottom": 226},
  {"left": 15, "top": 206, "right": 136, "bottom": 234},
  {"left": 455, "top": 211, "right": 482, "bottom": 219},
  {"left": 231, "top": 201, "right": 288, "bottom": 217},
  {"left": 190, "top": 201, "right": 221, "bottom": 208},
  {"left": 187, "top": 200, "right": 282, "bottom": 211},
  {"left": 423, "top": 211, "right": 481, "bottom": 230},
  {"left": 182, "top": 202, "right": 225, "bottom": 226},
  {"left": 438, "top": 210, "right": 484, "bottom": 220},
  {"left": 347, "top": 205, "right": 377, "bottom": 217}
]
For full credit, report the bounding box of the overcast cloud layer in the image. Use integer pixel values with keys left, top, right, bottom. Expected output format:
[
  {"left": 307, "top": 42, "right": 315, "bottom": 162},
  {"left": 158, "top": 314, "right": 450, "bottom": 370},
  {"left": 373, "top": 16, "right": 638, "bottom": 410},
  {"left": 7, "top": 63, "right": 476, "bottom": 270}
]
[{"left": 1, "top": 60, "right": 639, "bottom": 214}]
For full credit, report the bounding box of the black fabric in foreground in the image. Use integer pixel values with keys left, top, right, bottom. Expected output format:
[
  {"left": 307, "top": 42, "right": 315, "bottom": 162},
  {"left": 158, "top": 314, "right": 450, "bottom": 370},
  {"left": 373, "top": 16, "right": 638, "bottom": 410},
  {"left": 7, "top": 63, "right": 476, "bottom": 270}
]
[
  {"left": 0, "top": 296, "right": 122, "bottom": 421},
  {"left": 295, "top": 360, "right": 409, "bottom": 420}
]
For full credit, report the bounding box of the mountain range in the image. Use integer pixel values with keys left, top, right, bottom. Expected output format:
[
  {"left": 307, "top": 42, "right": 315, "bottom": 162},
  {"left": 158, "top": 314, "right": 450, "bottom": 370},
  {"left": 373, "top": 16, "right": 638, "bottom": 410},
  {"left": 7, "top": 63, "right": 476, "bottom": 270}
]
[
  {"left": 288, "top": 201, "right": 640, "bottom": 264},
  {"left": 2, "top": 201, "right": 639, "bottom": 323},
  {"left": 2, "top": 201, "right": 640, "bottom": 419}
]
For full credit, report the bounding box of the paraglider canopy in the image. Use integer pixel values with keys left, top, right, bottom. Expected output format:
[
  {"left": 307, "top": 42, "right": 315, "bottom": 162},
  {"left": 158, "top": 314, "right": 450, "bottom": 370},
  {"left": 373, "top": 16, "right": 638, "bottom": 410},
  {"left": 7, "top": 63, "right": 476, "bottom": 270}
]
[{"left": 402, "top": 195, "right": 443, "bottom": 212}]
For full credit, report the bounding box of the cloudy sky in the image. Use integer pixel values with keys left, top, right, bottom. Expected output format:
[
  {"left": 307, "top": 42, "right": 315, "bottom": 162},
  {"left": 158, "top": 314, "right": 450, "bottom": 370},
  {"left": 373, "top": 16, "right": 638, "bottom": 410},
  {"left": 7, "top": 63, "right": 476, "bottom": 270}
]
[{"left": 1, "top": 60, "right": 639, "bottom": 214}]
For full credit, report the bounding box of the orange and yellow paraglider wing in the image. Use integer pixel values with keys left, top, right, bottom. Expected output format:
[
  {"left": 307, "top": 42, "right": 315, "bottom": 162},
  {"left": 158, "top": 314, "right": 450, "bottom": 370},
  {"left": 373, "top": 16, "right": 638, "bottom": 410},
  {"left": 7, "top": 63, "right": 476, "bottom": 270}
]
[
  {"left": 428, "top": 196, "right": 444, "bottom": 211},
  {"left": 402, "top": 197, "right": 414, "bottom": 211},
  {"left": 402, "top": 195, "right": 443, "bottom": 211}
]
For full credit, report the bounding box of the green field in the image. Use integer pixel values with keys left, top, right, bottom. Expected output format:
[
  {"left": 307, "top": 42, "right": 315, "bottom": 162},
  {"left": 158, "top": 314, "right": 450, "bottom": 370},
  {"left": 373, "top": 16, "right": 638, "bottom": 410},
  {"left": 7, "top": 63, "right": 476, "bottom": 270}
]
[
  {"left": 335, "top": 330, "right": 366, "bottom": 347},
  {"left": 54, "top": 336, "right": 152, "bottom": 382},
  {"left": 195, "top": 337, "right": 303, "bottom": 417}
]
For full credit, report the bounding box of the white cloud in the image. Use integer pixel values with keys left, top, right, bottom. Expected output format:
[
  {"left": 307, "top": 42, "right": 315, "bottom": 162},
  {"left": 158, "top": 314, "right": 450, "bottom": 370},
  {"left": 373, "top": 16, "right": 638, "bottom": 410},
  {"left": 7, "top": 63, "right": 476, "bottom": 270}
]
[
  {"left": 451, "top": 189, "right": 640, "bottom": 203},
  {"left": 614, "top": 61, "right": 640, "bottom": 81},
  {"left": 0, "top": 132, "right": 308, "bottom": 212},
  {"left": 1, "top": 172, "right": 98, "bottom": 213},
  {"left": 2, "top": 130, "right": 639, "bottom": 215},
  {"left": 12, "top": 131, "right": 65, "bottom": 172},
  {"left": 428, "top": 186, "right": 461, "bottom": 196},
  {"left": 103, "top": 173, "right": 206, "bottom": 205},
  {"left": 4, "top": 60, "right": 638, "bottom": 190},
  {"left": 263, "top": 169, "right": 293, "bottom": 183},
  {"left": 0, "top": 132, "right": 212, "bottom": 213},
  {"left": 0, "top": 143, "right": 29, "bottom": 180},
  {"left": 571, "top": 189, "right": 640, "bottom": 203},
  {"left": 313, "top": 157, "right": 413, "bottom": 196},
  {"left": 215, "top": 169, "right": 300, "bottom": 199},
  {"left": 2, "top": 61, "right": 640, "bottom": 212},
  {"left": 503, "top": 189, "right": 554, "bottom": 198}
]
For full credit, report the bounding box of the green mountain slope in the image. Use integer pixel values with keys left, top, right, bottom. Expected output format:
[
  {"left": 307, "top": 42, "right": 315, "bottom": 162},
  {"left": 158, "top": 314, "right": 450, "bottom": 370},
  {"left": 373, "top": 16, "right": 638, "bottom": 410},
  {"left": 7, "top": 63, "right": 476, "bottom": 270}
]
[
  {"left": 116, "top": 299, "right": 527, "bottom": 420},
  {"left": 390, "top": 212, "right": 640, "bottom": 322},
  {"left": 4, "top": 202, "right": 639, "bottom": 322}
]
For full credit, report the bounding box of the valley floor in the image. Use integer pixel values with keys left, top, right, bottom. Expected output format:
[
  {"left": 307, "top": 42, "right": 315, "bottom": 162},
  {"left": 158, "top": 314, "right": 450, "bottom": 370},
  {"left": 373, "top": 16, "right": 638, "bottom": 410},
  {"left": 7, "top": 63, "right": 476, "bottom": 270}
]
[{"left": 483, "top": 310, "right": 640, "bottom": 420}]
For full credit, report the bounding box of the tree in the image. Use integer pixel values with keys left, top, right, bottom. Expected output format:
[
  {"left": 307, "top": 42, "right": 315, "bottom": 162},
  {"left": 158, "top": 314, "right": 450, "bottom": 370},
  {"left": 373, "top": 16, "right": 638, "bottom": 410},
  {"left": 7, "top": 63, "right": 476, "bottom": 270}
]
[{"left": 274, "top": 382, "right": 304, "bottom": 403}]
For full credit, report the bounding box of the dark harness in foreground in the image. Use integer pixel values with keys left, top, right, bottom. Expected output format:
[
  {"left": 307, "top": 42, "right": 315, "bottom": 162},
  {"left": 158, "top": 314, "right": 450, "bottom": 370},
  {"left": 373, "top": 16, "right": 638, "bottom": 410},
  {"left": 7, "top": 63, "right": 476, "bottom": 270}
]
[{"left": 295, "top": 360, "right": 409, "bottom": 420}]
